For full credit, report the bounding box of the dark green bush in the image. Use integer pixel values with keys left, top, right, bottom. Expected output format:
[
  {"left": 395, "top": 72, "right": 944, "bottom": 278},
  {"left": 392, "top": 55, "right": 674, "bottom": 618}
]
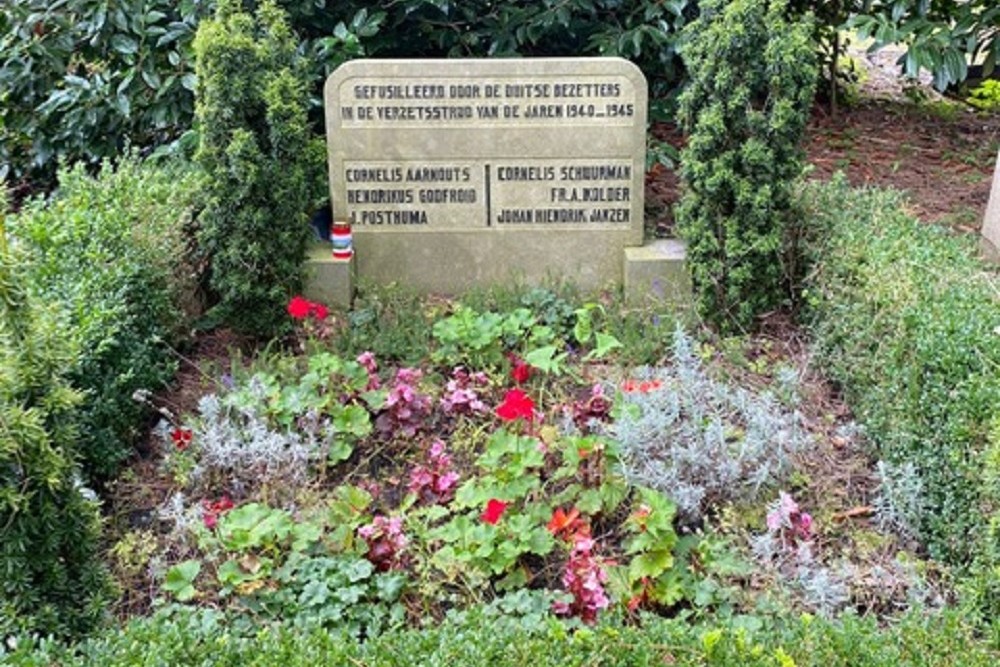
[
  {"left": 1, "top": 0, "right": 693, "bottom": 194},
  {"left": 194, "top": 0, "right": 318, "bottom": 337},
  {"left": 0, "top": 223, "right": 112, "bottom": 639},
  {"left": 7, "top": 157, "right": 201, "bottom": 479},
  {"left": 4, "top": 604, "right": 998, "bottom": 666},
  {"left": 676, "top": 0, "right": 817, "bottom": 332},
  {"left": 0, "top": 0, "right": 207, "bottom": 187},
  {"left": 802, "top": 177, "right": 1000, "bottom": 572},
  {"left": 337, "top": 0, "right": 694, "bottom": 99}
]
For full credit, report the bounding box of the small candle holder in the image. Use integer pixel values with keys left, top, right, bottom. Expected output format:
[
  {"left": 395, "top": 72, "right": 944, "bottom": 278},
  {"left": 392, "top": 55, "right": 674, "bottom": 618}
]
[{"left": 331, "top": 221, "right": 353, "bottom": 260}]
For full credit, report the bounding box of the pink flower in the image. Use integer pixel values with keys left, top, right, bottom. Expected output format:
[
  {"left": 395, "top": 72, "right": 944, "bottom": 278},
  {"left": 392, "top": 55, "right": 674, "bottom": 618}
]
[
  {"left": 481, "top": 499, "right": 509, "bottom": 525},
  {"left": 358, "top": 515, "right": 408, "bottom": 571},
  {"left": 553, "top": 534, "right": 609, "bottom": 624},
  {"left": 407, "top": 440, "right": 459, "bottom": 504},
  {"left": 766, "top": 492, "right": 814, "bottom": 542}
]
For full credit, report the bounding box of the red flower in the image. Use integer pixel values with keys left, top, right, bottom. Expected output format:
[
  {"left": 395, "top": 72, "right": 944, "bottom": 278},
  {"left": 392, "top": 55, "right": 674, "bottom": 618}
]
[
  {"left": 622, "top": 379, "right": 663, "bottom": 394},
  {"left": 495, "top": 388, "right": 535, "bottom": 422},
  {"left": 311, "top": 302, "right": 329, "bottom": 320},
  {"left": 201, "top": 496, "right": 235, "bottom": 530},
  {"left": 170, "top": 427, "right": 192, "bottom": 451},
  {"left": 214, "top": 495, "right": 234, "bottom": 512},
  {"left": 287, "top": 295, "right": 311, "bottom": 319},
  {"left": 510, "top": 356, "right": 533, "bottom": 385},
  {"left": 481, "top": 499, "right": 509, "bottom": 525},
  {"left": 547, "top": 507, "right": 587, "bottom": 540}
]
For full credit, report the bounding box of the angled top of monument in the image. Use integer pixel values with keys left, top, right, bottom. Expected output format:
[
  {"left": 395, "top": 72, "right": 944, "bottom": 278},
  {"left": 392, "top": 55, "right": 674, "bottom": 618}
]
[{"left": 322, "top": 57, "right": 648, "bottom": 292}]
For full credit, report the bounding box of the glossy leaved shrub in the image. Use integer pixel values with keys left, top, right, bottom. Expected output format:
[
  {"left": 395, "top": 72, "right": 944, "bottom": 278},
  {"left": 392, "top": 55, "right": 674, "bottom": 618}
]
[
  {"left": 676, "top": 0, "right": 817, "bottom": 332},
  {"left": 0, "top": 0, "right": 206, "bottom": 188}
]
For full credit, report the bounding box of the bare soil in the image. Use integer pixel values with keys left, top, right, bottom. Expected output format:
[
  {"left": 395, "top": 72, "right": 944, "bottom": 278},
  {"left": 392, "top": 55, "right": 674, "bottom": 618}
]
[{"left": 647, "top": 100, "right": 1000, "bottom": 236}]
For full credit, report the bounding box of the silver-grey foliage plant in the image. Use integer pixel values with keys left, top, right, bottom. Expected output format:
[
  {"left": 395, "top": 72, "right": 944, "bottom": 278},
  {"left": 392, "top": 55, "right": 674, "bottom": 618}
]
[
  {"left": 608, "top": 326, "right": 808, "bottom": 521},
  {"left": 168, "top": 394, "right": 313, "bottom": 499},
  {"left": 873, "top": 460, "right": 924, "bottom": 541}
]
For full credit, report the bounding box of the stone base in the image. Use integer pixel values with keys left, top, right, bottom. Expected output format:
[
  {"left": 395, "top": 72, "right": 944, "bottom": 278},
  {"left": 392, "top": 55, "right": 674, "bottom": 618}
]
[
  {"left": 304, "top": 242, "right": 354, "bottom": 309},
  {"left": 624, "top": 239, "right": 692, "bottom": 308},
  {"left": 982, "top": 236, "right": 1000, "bottom": 264}
]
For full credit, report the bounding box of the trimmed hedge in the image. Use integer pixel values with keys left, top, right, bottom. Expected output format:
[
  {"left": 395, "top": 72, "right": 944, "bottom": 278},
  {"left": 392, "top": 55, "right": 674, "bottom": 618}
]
[
  {"left": 7, "top": 157, "right": 201, "bottom": 479},
  {"left": 0, "top": 221, "right": 112, "bottom": 639},
  {"left": 3, "top": 605, "right": 997, "bottom": 666},
  {"left": 802, "top": 176, "right": 1000, "bottom": 572}
]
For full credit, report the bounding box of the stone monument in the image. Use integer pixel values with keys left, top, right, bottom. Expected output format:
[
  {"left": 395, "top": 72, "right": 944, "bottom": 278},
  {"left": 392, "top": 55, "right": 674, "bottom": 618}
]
[
  {"left": 308, "top": 57, "right": 688, "bottom": 305},
  {"left": 982, "top": 147, "right": 1000, "bottom": 261}
]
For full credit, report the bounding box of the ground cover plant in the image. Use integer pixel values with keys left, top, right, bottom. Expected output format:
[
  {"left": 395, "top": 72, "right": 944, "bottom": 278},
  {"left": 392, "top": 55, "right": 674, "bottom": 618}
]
[{"left": 49, "top": 278, "right": 952, "bottom": 649}]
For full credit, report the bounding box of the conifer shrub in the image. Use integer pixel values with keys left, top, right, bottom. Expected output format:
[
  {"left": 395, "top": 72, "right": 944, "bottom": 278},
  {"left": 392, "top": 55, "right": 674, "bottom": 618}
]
[
  {"left": 0, "top": 215, "right": 111, "bottom": 639},
  {"left": 194, "top": 0, "right": 318, "bottom": 337},
  {"left": 7, "top": 157, "right": 200, "bottom": 479},
  {"left": 676, "top": 0, "right": 817, "bottom": 332}
]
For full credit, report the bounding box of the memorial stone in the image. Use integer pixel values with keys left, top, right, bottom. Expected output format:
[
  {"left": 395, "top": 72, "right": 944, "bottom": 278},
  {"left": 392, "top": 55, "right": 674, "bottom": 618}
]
[
  {"left": 982, "top": 147, "right": 1000, "bottom": 260},
  {"left": 322, "top": 57, "right": 649, "bottom": 293}
]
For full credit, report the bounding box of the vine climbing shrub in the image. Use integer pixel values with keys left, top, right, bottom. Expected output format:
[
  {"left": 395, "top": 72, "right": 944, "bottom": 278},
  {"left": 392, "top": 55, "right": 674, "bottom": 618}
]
[
  {"left": 676, "top": 0, "right": 817, "bottom": 332},
  {"left": 0, "top": 209, "right": 111, "bottom": 639},
  {"left": 194, "top": 0, "right": 319, "bottom": 337}
]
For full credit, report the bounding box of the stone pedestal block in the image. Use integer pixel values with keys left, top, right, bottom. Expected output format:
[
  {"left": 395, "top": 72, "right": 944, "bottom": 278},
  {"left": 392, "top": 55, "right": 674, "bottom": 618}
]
[
  {"left": 304, "top": 243, "right": 354, "bottom": 309},
  {"left": 623, "top": 239, "right": 691, "bottom": 308}
]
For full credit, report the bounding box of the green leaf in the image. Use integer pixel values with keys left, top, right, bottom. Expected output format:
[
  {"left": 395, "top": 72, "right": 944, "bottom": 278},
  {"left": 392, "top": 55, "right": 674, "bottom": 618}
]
[
  {"left": 110, "top": 35, "right": 139, "bottom": 55},
  {"left": 163, "top": 559, "right": 201, "bottom": 601},
  {"left": 585, "top": 332, "right": 623, "bottom": 360},
  {"left": 328, "top": 439, "right": 353, "bottom": 465},
  {"left": 573, "top": 308, "right": 593, "bottom": 344},
  {"left": 334, "top": 404, "right": 372, "bottom": 437},
  {"left": 628, "top": 549, "right": 673, "bottom": 581},
  {"left": 523, "top": 345, "right": 567, "bottom": 375}
]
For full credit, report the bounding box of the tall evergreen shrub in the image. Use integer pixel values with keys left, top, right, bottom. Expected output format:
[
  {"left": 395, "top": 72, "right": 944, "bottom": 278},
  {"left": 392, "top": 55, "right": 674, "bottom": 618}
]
[
  {"left": 194, "top": 0, "right": 315, "bottom": 337},
  {"left": 0, "top": 206, "right": 111, "bottom": 638},
  {"left": 676, "top": 0, "right": 817, "bottom": 331}
]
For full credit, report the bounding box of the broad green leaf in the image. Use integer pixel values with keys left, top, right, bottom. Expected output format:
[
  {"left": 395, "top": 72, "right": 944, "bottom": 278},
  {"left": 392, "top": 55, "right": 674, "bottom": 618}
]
[
  {"left": 328, "top": 439, "right": 353, "bottom": 465},
  {"left": 628, "top": 549, "right": 673, "bottom": 581},
  {"left": 524, "top": 345, "right": 567, "bottom": 374},
  {"left": 163, "top": 559, "right": 200, "bottom": 601},
  {"left": 585, "top": 332, "right": 623, "bottom": 360}
]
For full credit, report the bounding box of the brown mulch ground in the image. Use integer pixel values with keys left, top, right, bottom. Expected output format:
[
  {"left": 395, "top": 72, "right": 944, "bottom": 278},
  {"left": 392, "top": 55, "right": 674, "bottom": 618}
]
[{"left": 646, "top": 100, "right": 1000, "bottom": 236}]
